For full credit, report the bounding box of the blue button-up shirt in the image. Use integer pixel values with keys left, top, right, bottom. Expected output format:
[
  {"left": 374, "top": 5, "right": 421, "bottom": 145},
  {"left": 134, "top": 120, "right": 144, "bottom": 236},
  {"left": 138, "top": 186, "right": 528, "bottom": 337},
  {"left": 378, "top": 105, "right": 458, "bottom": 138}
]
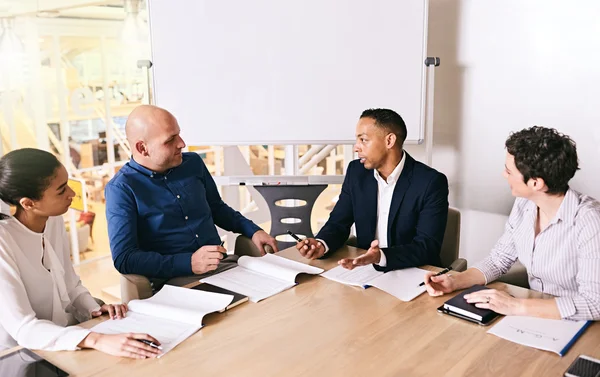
[{"left": 105, "top": 152, "right": 261, "bottom": 279}]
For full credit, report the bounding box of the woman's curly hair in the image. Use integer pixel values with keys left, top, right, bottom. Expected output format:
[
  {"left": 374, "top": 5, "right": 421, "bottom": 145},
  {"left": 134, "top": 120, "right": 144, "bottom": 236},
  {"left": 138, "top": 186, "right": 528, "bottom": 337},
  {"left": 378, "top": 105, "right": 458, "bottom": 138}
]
[{"left": 505, "top": 126, "right": 579, "bottom": 195}]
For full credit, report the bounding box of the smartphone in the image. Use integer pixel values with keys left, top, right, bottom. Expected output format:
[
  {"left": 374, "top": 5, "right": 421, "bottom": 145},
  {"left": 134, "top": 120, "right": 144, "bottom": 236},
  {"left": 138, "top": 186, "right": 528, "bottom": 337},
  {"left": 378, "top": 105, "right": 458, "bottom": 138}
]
[{"left": 564, "top": 355, "right": 600, "bottom": 377}]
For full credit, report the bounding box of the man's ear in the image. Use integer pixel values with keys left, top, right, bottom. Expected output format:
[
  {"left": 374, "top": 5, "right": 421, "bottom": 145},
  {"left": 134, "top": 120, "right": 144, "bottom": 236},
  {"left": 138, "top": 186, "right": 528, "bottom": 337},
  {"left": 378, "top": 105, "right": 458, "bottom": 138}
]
[
  {"left": 135, "top": 140, "right": 149, "bottom": 156},
  {"left": 386, "top": 133, "right": 397, "bottom": 150},
  {"left": 19, "top": 197, "right": 35, "bottom": 211}
]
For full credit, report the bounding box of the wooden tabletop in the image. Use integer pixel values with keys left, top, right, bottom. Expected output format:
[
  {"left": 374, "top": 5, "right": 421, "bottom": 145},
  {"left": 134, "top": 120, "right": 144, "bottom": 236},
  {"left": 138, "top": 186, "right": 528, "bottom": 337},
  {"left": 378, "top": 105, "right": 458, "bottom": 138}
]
[{"left": 13, "top": 246, "right": 600, "bottom": 377}]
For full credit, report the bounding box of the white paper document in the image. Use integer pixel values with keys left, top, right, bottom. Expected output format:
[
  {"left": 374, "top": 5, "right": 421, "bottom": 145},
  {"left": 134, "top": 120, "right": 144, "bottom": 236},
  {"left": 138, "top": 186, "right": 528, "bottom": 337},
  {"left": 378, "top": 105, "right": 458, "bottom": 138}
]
[
  {"left": 91, "top": 285, "right": 233, "bottom": 357},
  {"left": 368, "top": 268, "right": 429, "bottom": 302},
  {"left": 322, "top": 265, "right": 428, "bottom": 301},
  {"left": 321, "top": 264, "right": 383, "bottom": 288},
  {"left": 487, "top": 316, "right": 591, "bottom": 356},
  {"left": 200, "top": 253, "right": 324, "bottom": 302}
]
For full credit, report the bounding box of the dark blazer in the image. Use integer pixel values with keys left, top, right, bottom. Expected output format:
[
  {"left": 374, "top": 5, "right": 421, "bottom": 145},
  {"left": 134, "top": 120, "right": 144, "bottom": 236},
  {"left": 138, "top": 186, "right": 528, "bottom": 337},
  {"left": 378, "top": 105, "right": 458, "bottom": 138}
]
[{"left": 316, "top": 152, "right": 449, "bottom": 271}]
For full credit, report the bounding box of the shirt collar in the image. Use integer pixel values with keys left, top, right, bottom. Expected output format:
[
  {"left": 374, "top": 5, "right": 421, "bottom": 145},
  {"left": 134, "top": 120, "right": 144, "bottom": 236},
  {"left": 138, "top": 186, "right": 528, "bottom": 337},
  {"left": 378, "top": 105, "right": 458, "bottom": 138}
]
[
  {"left": 523, "top": 188, "right": 579, "bottom": 225},
  {"left": 129, "top": 156, "right": 160, "bottom": 178},
  {"left": 373, "top": 150, "right": 406, "bottom": 185},
  {"left": 553, "top": 188, "right": 578, "bottom": 225}
]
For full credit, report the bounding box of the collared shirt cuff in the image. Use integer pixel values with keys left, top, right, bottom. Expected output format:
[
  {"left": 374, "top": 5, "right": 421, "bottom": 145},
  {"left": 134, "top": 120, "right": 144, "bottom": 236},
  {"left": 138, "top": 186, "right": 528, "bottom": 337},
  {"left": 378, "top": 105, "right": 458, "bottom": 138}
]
[
  {"left": 62, "top": 328, "right": 92, "bottom": 351},
  {"left": 471, "top": 266, "right": 490, "bottom": 285},
  {"left": 376, "top": 249, "right": 387, "bottom": 267},
  {"left": 316, "top": 239, "right": 329, "bottom": 254},
  {"left": 472, "top": 258, "right": 503, "bottom": 284},
  {"left": 173, "top": 252, "right": 195, "bottom": 277},
  {"left": 555, "top": 296, "right": 577, "bottom": 319},
  {"left": 242, "top": 222, "right": 262, "bottom": 239},
  {"left": 71, "top": 293, "right": 102, "bottom": 323}
]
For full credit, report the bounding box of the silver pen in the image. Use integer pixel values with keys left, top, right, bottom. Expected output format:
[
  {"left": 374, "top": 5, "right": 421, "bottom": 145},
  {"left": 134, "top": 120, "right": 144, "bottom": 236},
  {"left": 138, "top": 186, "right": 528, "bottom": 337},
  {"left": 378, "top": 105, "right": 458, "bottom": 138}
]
[{"left": 139, "top": 339, "right": 163, "bottom": 350}]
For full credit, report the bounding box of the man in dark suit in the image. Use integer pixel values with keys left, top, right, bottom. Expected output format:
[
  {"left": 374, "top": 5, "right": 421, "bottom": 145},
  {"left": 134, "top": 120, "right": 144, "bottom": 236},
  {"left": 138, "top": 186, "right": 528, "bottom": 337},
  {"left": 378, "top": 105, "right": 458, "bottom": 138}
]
[{"left": 296, "top": 109, "right": 449, "bottom": 271}]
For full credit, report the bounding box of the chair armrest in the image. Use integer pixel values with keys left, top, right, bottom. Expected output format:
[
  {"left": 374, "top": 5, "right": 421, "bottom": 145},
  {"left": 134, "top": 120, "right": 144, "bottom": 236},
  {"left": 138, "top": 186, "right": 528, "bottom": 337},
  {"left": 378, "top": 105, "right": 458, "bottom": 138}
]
[
  {"left": 496, "top": 261, "right": 529, "bottom": 288},
  {"left": 120, "top": 274, "right": 153, "bottom": 303},
  {"left": 345, "top": 236, "right": 358, "bottom": 247},
  {"left": 449, "top": 258, "right": 468, "bottom": 272},
  {"left": 93, "top": 297, "right": 106, "bottom": 307},
  {"left": 234, "top": 235, "right": 274, "bottom": 257}
]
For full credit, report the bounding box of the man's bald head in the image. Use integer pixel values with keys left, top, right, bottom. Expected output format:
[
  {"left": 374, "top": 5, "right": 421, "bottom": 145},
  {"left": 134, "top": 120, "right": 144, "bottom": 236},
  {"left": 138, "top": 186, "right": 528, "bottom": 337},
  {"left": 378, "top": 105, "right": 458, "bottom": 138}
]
[
  {"left": 126, "top": 105, "right": 186, "bottom": 172},
  {"left": 125, "top": 105, "right": 177, "bottom": 144}
]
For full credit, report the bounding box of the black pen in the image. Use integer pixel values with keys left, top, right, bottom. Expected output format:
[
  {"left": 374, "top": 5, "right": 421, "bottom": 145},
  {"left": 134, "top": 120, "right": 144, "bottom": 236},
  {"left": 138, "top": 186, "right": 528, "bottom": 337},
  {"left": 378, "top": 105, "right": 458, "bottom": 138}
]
[
  {"left": 286, "top": 230, "right": 303, "bottom": 243},
  {"left": 419, "top": 266, "right": 453, "bottom": 287},
  {"left": 138, "top": 339, "right": 163, "bottom": 350},
  {"left": 220, "top": 240, "right": 227, "bottom": 259}
]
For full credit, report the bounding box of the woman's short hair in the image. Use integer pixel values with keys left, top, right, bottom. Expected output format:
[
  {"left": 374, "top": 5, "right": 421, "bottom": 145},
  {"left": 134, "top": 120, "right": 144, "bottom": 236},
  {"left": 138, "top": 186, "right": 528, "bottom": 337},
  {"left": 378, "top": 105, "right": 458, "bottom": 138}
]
[{"left": 505, "top": 126, "right": 579, "bottom": 195}]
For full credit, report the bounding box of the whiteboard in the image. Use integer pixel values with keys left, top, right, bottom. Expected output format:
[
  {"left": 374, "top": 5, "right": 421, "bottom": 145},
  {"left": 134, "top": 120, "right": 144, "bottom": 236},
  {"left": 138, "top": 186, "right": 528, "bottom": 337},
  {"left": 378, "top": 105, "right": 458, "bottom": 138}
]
[{"left": 148, "top": 0, "right": 429, "bottom": 145}]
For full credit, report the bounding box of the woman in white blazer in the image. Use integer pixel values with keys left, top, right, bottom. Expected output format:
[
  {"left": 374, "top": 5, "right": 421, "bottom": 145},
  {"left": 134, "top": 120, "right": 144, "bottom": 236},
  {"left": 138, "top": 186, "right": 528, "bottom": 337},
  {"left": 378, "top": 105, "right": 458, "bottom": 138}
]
[{"left": 0, "top": 148, "right": 161, "bottom": 359}]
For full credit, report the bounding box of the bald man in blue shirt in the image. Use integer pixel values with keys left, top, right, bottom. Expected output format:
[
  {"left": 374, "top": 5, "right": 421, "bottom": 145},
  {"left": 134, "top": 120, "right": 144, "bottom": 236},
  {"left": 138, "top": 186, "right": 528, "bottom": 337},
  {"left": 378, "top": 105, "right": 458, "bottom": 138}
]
[{"left": 105, "top": 105, "right": 277, "bottom": 288}]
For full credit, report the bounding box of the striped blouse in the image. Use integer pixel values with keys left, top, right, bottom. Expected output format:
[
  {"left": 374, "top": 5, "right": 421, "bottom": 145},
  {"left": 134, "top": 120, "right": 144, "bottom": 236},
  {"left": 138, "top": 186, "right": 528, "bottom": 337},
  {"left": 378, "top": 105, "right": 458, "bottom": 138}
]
[{"left": 474, "top": 189, "right": 600, "bottom": 321}]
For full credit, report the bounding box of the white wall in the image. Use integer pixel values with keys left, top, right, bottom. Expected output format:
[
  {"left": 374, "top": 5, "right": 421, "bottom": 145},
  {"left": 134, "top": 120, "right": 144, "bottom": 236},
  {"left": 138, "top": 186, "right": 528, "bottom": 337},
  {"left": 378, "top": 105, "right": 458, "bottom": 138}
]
[
  {"left": 406, "top": 0, "right": 600, "bottom": 263},
  {"left": 0, "top": 201, "right": 8, "bottom": 216}
]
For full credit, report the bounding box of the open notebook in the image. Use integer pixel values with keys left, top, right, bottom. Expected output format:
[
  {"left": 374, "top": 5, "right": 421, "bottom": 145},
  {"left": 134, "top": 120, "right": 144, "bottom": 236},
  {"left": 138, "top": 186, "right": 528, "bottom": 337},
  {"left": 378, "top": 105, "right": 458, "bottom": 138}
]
[
  {"left": 321, "top": 264, "right": 427, "bottom": 302},
  {"left": 200, "top": 253, "right": 324, "bottom": 302},
  {"left": 91, "top": 285, "right": 233, "bottom": 357}
]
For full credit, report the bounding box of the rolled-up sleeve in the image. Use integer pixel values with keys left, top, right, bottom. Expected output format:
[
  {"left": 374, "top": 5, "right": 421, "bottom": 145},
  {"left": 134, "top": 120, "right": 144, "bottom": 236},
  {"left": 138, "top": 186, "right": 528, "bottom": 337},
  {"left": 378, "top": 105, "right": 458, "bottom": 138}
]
[
  {"left": 473, "top": 199, "right": 523, "bottom": 284},
  {"left": 555, "top": 211, "right": 600, "bottom": 320}
]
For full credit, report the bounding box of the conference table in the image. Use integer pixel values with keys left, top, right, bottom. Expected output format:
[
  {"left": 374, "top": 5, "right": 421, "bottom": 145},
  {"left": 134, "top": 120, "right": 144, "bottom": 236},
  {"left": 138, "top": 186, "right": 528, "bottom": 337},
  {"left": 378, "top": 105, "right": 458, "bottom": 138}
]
[{"left": 4, "top": 246, "right": 600, "bottom": 376}]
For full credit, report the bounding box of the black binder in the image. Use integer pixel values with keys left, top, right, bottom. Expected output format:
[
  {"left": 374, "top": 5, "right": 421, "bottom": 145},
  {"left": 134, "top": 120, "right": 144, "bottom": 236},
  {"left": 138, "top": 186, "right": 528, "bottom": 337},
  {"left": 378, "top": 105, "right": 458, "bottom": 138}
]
[
  {"left": 439, "top": 285, "right": 501, "bottom": 325},
  {"left": 191, "top": 283, "right": 248, "bottom": 312}
]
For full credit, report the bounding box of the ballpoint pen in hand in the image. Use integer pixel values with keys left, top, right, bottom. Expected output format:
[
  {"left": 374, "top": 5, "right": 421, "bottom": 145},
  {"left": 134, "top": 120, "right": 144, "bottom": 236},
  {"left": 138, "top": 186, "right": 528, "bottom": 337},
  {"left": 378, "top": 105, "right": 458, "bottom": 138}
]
[
  {"left": 220, "top": 240, "right": 227, "bottom": 259},
  {"left": 419, "top": 266, "right": 453, "bottom": 287},
  {"left": 286, "top": 230, "right": 303, "bottom": 242},
  {"left": 138, "top": 339, "right": 163, "bottom": 350}
]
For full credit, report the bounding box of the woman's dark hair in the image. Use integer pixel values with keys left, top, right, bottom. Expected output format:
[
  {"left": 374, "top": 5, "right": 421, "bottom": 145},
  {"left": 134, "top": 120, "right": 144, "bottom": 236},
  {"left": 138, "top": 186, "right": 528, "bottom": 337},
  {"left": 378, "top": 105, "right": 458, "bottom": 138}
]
[
  {"left": 505, "top": 126, "right": 579, "bottom": 195},
  {"left": 0, "top": 148, "right": 62, "bottom": 219}
]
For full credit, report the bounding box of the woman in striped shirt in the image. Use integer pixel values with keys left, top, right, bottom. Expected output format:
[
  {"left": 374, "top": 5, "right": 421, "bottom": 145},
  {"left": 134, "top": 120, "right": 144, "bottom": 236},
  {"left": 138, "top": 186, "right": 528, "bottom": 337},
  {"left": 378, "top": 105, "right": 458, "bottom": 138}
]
[{"left": 424, "top": 126, "right": 600, "bottom": 321}]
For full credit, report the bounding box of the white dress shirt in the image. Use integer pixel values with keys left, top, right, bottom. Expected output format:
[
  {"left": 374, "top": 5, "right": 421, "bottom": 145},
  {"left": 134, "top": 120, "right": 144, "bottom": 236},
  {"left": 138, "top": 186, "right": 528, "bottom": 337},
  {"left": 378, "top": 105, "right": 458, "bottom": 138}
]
[
  {"left": 371, "top": 153, "right": 406, "bottom": 267},
  {"left": 320, "top": 152, "right": 406, "bottom": 267},
  {"left": 0, "top": 216, "right": 100, "bottom": 351},
  {"left": 474, "top": 189, "right": 600, "bottom": 320}
]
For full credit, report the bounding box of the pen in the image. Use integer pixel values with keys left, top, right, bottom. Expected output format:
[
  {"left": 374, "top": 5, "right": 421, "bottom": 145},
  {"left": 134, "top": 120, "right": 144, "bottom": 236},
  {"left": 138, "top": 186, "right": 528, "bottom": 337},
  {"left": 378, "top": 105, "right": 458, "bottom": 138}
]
[
  {"left": 138, "top": 339, "right": 163, "bottom": 350},
  {"left": 220, "top": 240, "right": 227, "bottom": 259},
  {"left": 419, "top": 266, "right": 453, "bottom": 287},
  {"left": 286, "top": 230, "right": 303, "bottom": 242}
]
